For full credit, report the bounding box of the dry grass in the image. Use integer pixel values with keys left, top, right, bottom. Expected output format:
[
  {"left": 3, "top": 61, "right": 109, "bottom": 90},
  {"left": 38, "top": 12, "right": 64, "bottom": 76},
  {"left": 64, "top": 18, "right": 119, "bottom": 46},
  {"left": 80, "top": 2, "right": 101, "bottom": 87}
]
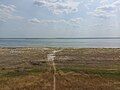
[{"left": 0, "top": 48, "right": 120, "bottom": 90}]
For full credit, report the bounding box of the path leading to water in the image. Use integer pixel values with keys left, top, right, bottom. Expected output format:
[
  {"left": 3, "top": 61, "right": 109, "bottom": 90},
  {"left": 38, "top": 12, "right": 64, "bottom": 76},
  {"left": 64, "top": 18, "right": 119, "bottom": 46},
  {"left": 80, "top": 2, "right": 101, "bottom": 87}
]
[{"left": 47, "top": 50, "right": 61, "bottom": 90}]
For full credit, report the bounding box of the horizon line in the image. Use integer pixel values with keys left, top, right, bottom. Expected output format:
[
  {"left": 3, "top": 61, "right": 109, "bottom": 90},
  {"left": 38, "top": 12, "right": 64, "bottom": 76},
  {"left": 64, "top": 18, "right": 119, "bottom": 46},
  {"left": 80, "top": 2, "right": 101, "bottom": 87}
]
[{"left": 1, "top": 37, "right": 120, "bottom": 39}]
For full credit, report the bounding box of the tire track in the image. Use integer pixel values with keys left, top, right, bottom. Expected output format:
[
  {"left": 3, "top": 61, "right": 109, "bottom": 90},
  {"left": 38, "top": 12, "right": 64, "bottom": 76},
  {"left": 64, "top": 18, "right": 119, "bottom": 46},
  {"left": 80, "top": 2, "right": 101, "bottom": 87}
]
[{"left": 47, "top": 50, "right": 61, "bottom": 90}]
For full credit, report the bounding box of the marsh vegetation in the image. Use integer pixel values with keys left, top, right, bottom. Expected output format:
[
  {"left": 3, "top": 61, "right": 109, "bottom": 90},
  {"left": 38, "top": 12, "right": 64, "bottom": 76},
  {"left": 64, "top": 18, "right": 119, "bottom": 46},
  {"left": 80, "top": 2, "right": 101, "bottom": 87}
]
[{"left": 0, "top": 48, "right": 120, "bottom": 90}]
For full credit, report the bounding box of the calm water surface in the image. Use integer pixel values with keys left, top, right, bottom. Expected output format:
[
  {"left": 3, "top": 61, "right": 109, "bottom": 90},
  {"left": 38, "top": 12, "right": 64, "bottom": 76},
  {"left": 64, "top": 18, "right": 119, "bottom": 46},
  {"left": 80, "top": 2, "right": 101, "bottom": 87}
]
[{"left": 0, "top": 38, "right": 120, "bottom": 48}]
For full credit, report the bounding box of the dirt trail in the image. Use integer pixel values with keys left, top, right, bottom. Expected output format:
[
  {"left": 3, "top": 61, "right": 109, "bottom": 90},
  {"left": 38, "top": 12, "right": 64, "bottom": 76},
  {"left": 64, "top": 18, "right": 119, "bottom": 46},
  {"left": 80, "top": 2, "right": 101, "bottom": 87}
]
[{"left": 47, "top": 50, "right": 61, "bottom": 90}]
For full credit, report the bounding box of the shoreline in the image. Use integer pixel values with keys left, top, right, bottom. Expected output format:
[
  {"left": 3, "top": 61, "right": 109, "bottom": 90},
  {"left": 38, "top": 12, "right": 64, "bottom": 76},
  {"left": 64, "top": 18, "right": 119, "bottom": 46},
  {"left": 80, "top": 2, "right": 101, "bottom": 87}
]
[{"left": 1, "top": 46, "right": 120, "bottom": 49}]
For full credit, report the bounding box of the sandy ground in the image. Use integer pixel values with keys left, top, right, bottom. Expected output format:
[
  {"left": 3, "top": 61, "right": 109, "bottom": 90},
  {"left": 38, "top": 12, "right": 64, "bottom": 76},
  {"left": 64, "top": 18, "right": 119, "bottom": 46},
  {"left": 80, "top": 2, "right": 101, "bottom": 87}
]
[{"left": 0, "top": 47, "right": 120, "bottom": 90}]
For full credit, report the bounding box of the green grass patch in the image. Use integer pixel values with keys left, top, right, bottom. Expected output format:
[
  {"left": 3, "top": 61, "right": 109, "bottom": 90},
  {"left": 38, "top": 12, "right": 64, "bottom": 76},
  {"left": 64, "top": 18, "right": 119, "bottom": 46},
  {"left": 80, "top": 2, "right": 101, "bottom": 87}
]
[
  {"left": 57, "top": 67, "right": 120, "bottom": 79},
  {"left": 0, "top": 68, "right": 48, "bottom": 77}
]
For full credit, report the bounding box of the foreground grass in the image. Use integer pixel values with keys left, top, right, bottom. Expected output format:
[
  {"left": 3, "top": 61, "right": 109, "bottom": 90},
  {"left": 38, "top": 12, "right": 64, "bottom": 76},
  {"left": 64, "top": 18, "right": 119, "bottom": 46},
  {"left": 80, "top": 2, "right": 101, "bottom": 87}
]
[
  {"left": 0, "top": 48, "right": 120, "bottom": 90},
  {"left": 0, "top": 68, "right": 120, "bottom": 90},
  {"left": 0, "top": 72, "right": 53, "bottom": 90}
]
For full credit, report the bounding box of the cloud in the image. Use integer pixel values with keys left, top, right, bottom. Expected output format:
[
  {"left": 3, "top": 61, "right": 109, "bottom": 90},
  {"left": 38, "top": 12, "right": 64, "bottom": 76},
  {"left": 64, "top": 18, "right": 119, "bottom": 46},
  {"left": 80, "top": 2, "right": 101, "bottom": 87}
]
[
  {"left": 0, "top": 3, "right": 23, "bottom": 22},
  {"left": 90, "top": 0, "right": 120, "bottom": 18},
  {"left": 29, "top": 18, "right": 66, "bottom": 24},
  {"left": 29, "top": 18, "right": 41, "bottom": 23},
  {"left": 70, "top": 18, "right": 81, "bottom": 24},
  {"left": 100, "top": 0, "right": 109, "bottom": 5},
  {"left": 29, "top": 18, "right": 81, "bottom": 25},
  {"left": 34, "top": 0, "right": 80, "bottom": 14},
  {"left": 113, "top": 0, "right": 120, "bottom": 7},
  {"left": 90, "top": 5, "right": 116, "bottom": 18}
]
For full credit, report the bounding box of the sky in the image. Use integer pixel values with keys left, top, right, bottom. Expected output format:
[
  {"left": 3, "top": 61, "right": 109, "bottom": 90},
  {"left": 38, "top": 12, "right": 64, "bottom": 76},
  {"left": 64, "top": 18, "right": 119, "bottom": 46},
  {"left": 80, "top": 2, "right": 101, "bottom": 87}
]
[{"left": 0, "top": 0, "right": 120, "bottom": 38}]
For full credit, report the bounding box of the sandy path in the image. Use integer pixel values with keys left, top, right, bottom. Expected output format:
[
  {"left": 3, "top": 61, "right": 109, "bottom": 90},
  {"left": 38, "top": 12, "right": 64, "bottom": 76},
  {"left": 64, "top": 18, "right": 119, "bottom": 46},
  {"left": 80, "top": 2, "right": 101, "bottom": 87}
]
[{"left": 47, "top": 50, "right": 61, "bottom": 90}]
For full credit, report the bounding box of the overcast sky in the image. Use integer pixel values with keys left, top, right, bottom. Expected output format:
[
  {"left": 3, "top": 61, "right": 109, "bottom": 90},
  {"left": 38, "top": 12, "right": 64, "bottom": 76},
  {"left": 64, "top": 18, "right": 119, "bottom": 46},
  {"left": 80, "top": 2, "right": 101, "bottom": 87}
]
[{"left": 0, "top": 0, "right": 120, "bottom": 38}]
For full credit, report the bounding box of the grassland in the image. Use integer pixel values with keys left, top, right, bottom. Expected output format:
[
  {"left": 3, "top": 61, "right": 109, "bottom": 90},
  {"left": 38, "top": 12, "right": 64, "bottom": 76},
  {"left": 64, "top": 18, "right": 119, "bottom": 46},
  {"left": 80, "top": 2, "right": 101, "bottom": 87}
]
[{"left": 0, "top": 48, "right": 120, "bottom": 90}]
